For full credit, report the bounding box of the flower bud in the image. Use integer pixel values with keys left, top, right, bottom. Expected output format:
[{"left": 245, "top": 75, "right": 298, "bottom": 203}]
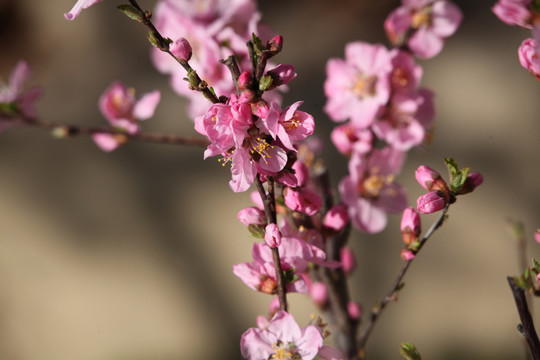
[
  {"left": 400, "top": 249, "right": 416, "bottom": 261},
  {"left": 417, "top": 190, "right": 447, "bottom": 214},
  {"left": 340, "top": 246, "right": 356, "bottom": 275},
  {"left": 169, "top": 37, "right": 192, "bottom": 62},
  {"left": 238, "top": 71, "right": 252, "bottom": 90},
  {"left": 535, "top": 229, "right": 540, "bottom": 245},
  {"left": 323, "top": 204, "right": 349, "bottom": 232},
  {"left": 400, "top": 207, "right": 421, "bottom": 245},
  {"left": 268, "top": 35, "right": 283, "bottom": 53},
  {"left": 283, "top": 187, "right": 322, "bottom": 216},
  {"left": 415, "top": 165, "right": 448, "bottom": 192},
  {"left": 309, "top": 282, "right": 328, "bottom": 307},
  {"left": 265, "top": 64, "right": 296, "bottom": 90},
  {"left": 264, "top": 223, "right": 282, "bottom": 248},
  {"left": 237, "top": 206, "right": 265, "bottom": 226},
  {"left": 458, "top": 171, "right": 483, "bottom": 195},
  {"left": 347, "top": 301, "right": 362, "bottom": 320}
]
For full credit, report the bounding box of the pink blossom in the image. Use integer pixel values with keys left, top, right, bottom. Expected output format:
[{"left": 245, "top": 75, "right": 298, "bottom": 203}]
[
  {"left": 323, "top": 204, "right": 349, "bottom": 232},
  {"left": 283, "top": 187, "right": 323, "bottom": 216},
  {"left": 233, "top": 260, "right": 307, "bottom": 294},
  {"left": 92, "top": 82, "right": 160, "bottom": 152},
  {"left": 64, "top": 0, "right": 104, "bottom": 20},
  {"left": 400, "top": 249, "right": 416, "bottom": 261},
  {"left": 309, "top": 282, "right": 328, "bottom": 307},
  {"left": 401, "top": 207, "right": 421, "bottom": 245},
  {"left": 340, "top": 247, "right": 356, "bottom": 275},
  {"left": 291, "top": 161, "right": 310, "bottom": 188},
  {"left": 518, "top": 38, "right": 540, "bottom": 80},
  {"left": 237, "top": 206, "right": 265, "bottom": 226},
  {"left": 535, "top": 229, "right": 540, "bottom": 244},
  {"left": 339, "top": 148, "right": 408, "bottom": 233},
  {"left": 330, "top": 124, "right": 373, "bottom": 157},
  {"left": 415, "top": 164, "right": 447, "bottom": 191},
  {"left": 417, "top": 190, "right": 447, "bottom": 214},
  {"left": 262, "top": 101, "right": 315, "bottom": 151},
  {"left": 241, "top": 310, "right": 324, "bottom": 360},
  {"left": 169, "top": 37, "right": 192, "bottom": 62},
  {"left": 385, "top": 0, "right": 463, "bottom": 59},
  {"left": 347, "top": 301, "right": 362, "bottom": 320},
  {"left": 264, "top": 223, "right": 282, "bottom": 248},
  {"left": 389, "top": 49, "right": 423, "bottom": 93},
  {"left": 0, "top": 61, "right": 42, "bottom": 130},
  {"left": 492, "top": 0, "right": 533, "bottom": 28},
  {"left": 324, "top": 42, "right": 393, "bottom": 128}
]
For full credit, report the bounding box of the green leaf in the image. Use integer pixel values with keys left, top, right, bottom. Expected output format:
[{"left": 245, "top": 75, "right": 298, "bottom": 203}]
[
  {"left": 147, "top": 30, "right": 161, "bottom": 49},
  {"left": 117, "top": 4, "right": 144, "bottom": 22},
  {"left": 400, "top": 342, "right": 422, "bottom": 360},
  {"left": 247, "top": 224, "right": 265, "bottom": 239},
  {"left": 444, "top": 158, "right": 470, "bottom": 192},
  {"left": 251, "top": 33, "right": 264, "bottom": 55},
  {"left": 259, "top": 75, "right": 273, "bottom": 91}
]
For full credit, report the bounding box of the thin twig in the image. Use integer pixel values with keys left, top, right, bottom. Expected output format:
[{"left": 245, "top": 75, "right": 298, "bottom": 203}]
[
  {"left": 508, "top": 277, "right": 540, "bottom": 360},
  {"left": 357, "top": 204, "right": 450, "bottom": 356}
]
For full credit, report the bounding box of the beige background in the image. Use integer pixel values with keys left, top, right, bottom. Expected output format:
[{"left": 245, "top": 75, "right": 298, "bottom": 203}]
[{"left": 1, "top": 0, "right": 539, "bottom": 359}]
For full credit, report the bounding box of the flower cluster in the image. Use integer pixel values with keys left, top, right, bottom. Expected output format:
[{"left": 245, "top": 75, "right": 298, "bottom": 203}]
[{"left": 492, "top": 0, "right": 540, "bottom": 80}]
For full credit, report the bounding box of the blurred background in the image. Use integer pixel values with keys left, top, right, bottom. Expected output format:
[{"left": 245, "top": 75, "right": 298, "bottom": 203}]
[{"left": 1, "top": 0, "right": 539, "bottom": 359}]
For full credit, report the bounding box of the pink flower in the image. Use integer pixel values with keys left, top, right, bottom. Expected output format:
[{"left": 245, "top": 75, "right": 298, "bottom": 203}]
[
  {"left": 64, "top": 0, "right": 104, "bottom": 20},
  {"left": 92, "top": 82, "right": 160, "bottom": 152},
  {"left": 518, "top": 38, "right": 540, "bottom": 80},
  {"left": 324, "top": 42, "right": 393, "bottom": 128},
  {"left": 264, "top": 223, "right": 282, "bottom": 248},
  {"left": 169, "top": 37, "right": 192, "bottom": 62},
  {"left": 389, "top": 49, "right": 423, "bottom": 93},
  {"left": 492, "top": 0, "right": 533, "bottom": 28},
  {"left": 0, "top": 61, "right": 42, "bottom": 130},
  {"left": 400, "top": 249, "right": 416, "bottom": 261},
  {"left": 339, "top": 148, "right": 408, "bottom": 233},
  {"left": 347, "top": 301, "right": 362, "bottom": 320},
  {"left": 385, "top": 0, "right": 463, "bottom": 59},
  {"left": 535, "top": 229, "right": 540, "bottom": 244},
  {"left": 416, "top": 190, "right": 447, "bottom": 214},
  {"left": 415, "top": 164, "right": 448, "bottom": 191},
  {"left": 400, "top": 207, "right": 421, "bottom": 245},
  {"left": 331, "top": 124, "right": 373, "bottom": 157},
  {"left": 340, "top": 247, "right": 356, "bottom": 275},
  {"left": 323, "top": 204, "right": 349, "bottom": 232},
  {"left": 237, "top": 206, "right": 265, "bottom": 226},
  {"left": 262, "top": 101, "right": 315, "bottom": 151},
  {"left": 283, "top": 187, "right": 323, "bottom": 216},
  {"left": 309, "top": 282, "right": 328, "bottom": 307},
  {"left": 241, "top": 310, "right": 324, "bottom": 360}
]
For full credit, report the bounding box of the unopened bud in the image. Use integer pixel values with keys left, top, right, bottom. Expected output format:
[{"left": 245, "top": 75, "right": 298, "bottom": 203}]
[
  {"left": 417, "top": 190, "right": 447, "bottom": 214},
  {"left": 323, "top": 204, "right": 349, "bottom": 232},
  {"left": 400, "top": 249, "right": 416, "bottom": 261},
  {"left": 169, "top": 37, "right": 192, "bottom": 62},
  {"left": 267, "top": 35, "right": 283, "bottom": 53},
  {"left": 347, "top": 301, "right": 362, "bottom": 320},
  {"left": 309, "top": 282, "right": 328, "bottom": 307},
  {"left": 238, "top": 71, "right": 252, "bottom": 90},
  {"left": 458, "top": 171, "right": 483, "bottom": 195},
  {"left": 340, "top": 246, "right": 356, "bottom": 275},
  {"left": 400, "top": 207, "right": 421, "bottom": 245},
  {"left": 415, "top": 165, "right": 448, "bottom": 191},
  {"left": 264, "top": 223, "right": 282, "bottom": 248}
]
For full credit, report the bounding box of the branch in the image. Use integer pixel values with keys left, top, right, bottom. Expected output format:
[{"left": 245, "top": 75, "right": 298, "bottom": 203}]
[
  {"left": 357, "top": 204, "right": 449, "bottom": 356},
  {"left": 508, "top": 276, "right": 540, "bottom": 360}
]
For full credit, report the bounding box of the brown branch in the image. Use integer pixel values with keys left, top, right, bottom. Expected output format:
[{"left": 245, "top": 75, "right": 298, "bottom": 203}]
[
  {"left": 254, "top": 175, "right": 287, "bottom": 312},
  {"left": 357, "top": 204, "right": 449, "bottom": 357},
  {"left": 508, "top": 277, "right": 540, "bottom": 360}
]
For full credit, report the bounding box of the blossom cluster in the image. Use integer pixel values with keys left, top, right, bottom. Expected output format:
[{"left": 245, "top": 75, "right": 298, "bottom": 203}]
[{"left": 492, "top": 0, "right": 540, "bottom": 80}]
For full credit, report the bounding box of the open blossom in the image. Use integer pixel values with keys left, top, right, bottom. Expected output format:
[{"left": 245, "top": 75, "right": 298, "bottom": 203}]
[
  {"left": 92, "top": 82, "right": 160, "bottom": 152},
  {"left": 492, "top": 0, "right": 533, "bottom": 28},
  {"left": 0, "top": 61, "right": 42, "bottom": 132},
  {"left": 241, "top": 311, "right": 323, "bottom": 360},
  {"left": 385, "top": 0, "right": 463, "bottom": 59},
  {"left": 339, "top": 148, "right": 408, "bottom": 233},
  {"left": 64, "top": 0, "right": 104, "bottom": 20},
  {"left": 324, "top": 42, "right": 393, "bottom": 128}
]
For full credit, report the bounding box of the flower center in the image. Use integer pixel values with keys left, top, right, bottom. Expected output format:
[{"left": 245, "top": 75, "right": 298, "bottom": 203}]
[
  {"left": 352, "top": 74, "right": 377, "bottom": 99},
  {"left": 359, "top": 171, "right": 395, "bottom": 198},
  {"left": 411, "top": 8, "right": 431, "bottom": 29},
  {"left": 282, "top": 112, "right": 301, "bottom": 131},
  {"left": 259, "top": 275, "right": 277, "bottom": 294},
  {"left": 391, "top": 67, "right": 409, "bottom": 89},
  {"left": 246, "top": 134, "right": 274, "bottom": 164},
  {"left": 270, "top": 341, "right": 301, "bottom": 360}
]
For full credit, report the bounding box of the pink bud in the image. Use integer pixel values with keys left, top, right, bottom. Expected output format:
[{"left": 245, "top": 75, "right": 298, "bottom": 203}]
[
  {"left": 268, "top": 35, "right": 283, "bottom": 53},
  {"left": 237, "top": 206, "right": 265, "bottom": 226},
  {"left": 400, "top": 249, "right": 416, "bottom": 261},
  {"left": 266, "top": 64, "right": 297, "bottom": 89},
  {"left": 340, "top": 246, "right": 356, "bottom": 275},
  {"left": 283, "top": 187, "right": 322, "bottom": 216},
  {"left": 347, "top": 301, "right": 362, "bottom": 320},
  {"left": 458, "top": 172, "right": 484, "bottom": 195},
  {"left": 324, "top": 204, "right": 349, "bottom": 232},
  {"left": 537, "top": 273, "right": 540, "bottom": 286},
  {"left": 264, "top": 223, "right": 281, "bottom": 248},
  {"left": 169, "top": 37, "right": 192, "bottom": 62},
  {"left": 400, "top": 207, "right": 421, "bottom": 245},
  {"left": 238, "top": 71, "right": 252, "bottom": 90},
  {"left": 291, "top": 161, "right": 310, "bottom": 188},
  {"left": 417, "top": 190, "right": 447, "bottom": 214},
  {"left": 268, "top": 296, "right": 281, "bottom": 317},
  {"left": 535, "top": 229, "right": 540, "bottom": 245},
  {"left": 309, "top": 282, "right": 328, "bottom": 307},
  {"left": 415, "top": 165, "right": 447, "bottom": 191}
]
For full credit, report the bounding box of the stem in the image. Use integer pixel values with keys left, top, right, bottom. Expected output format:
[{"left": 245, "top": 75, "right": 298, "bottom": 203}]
[
  {"left": 12, "top": 116, "right": 210, "bottom": 147},
  {"left": 254, "top": 175, "right": 287, "bottom": 312},
  {"left": 127, "top": 0, "right": 221, "bottom": 104},
  {"left": 357, "top": 204, "right": 449, "bottom": 356},
  {"left": 508, "top": 277, "right": 540, "bottom": 360}
]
